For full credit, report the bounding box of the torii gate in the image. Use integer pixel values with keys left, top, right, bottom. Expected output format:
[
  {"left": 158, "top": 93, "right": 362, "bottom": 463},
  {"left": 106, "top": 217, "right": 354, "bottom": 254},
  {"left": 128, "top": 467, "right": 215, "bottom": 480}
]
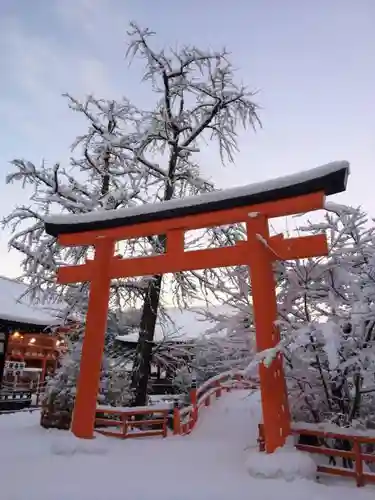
[{"left": 45, "top": 161, "right": 349, "bottom": 453}]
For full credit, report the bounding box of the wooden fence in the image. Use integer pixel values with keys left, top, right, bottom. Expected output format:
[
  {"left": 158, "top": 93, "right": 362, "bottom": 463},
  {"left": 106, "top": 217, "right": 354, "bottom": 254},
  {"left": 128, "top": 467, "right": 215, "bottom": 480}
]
[
  {"left": 258, "top": 422, "right": 375, "bottom": 487},
  {"left": 95, "top": 404, "right": 170, "bottom": 439}
]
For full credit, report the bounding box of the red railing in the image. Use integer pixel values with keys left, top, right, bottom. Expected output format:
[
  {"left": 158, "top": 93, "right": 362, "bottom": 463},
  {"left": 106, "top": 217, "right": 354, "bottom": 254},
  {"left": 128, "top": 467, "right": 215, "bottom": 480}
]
[
  {"left": 258, "top": 422, "right": 375, "bottom": 487},
  {"left": 95, "top": 404, "right": 170, "bottom": 439},
  {"left": 173, "top": 370, "right": 258, "bottom": 436},
  {"left": 293, "top": 424, "right": 375, "bottom": 487}
]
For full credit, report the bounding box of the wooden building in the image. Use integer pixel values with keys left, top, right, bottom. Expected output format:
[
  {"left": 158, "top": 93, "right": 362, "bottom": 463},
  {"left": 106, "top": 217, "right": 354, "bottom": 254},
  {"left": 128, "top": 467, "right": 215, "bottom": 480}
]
[{"left": 0, "top": 276, "right": 67, "bottom": 387}]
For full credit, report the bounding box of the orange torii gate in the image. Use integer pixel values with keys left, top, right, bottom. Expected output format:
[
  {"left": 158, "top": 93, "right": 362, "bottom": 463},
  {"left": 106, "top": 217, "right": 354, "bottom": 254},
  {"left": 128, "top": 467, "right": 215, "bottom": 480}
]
[{"left": 45, "top": 161, "right": 349, "bottom": 453}]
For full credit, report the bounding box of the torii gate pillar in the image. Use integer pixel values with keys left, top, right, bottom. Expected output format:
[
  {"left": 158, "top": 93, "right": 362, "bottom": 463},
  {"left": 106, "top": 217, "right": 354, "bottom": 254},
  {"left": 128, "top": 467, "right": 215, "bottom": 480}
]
[{"left": 247, "top": 216, "right": 291, "bottom": 447}]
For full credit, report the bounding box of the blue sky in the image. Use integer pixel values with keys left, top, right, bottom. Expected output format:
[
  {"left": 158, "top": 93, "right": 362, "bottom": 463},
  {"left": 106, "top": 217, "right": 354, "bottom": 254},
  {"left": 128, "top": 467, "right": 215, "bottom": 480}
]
[{"left": 0, "top": 0, "right": 374, "bottom": 277}]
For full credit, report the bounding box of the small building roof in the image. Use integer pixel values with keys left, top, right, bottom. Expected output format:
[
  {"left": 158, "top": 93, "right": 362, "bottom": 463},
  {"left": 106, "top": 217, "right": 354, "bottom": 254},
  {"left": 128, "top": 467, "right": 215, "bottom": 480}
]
[
  {"left": 115, "top": 304, "right": 238, "bottom": 344},
  {"left": 0, "top": 276, "right": 63, "bottom": 328}
]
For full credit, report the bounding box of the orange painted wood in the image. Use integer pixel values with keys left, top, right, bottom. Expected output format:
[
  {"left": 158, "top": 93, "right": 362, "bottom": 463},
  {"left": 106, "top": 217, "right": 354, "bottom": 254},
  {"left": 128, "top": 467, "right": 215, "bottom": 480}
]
[
  {"left": 296, "top": 444, "right": 355, "bottom": 458},
  {"left": 70, "top": 239, "right": 115, "bottom": 439},
  {"left": 247, "top": 216, "right": 290, "bottom": 453},
  {"left": 166, "top": 229, "right": 184, "bottom": 255},
  {"left": 57, "top": 192, "right": 325, "bottom": 247},
  {"left": 96, "top": 408, "right": 169, "bottom": 416},
  {"left": 317, "top": 466, "right": 356, "bottom": 479},
  {"left": 291, "top": 427, "right": 375, "bottom": 445},
  {"left": 128, "top": 430, "right": 165, "bottom": 438},
  {"left": 317, "top": 465, "right": 375, "bottom": 485},
  {"left": 162, "top": 415, "right": 168, "bottom": 438},
  {"left": 353, "top": 441, "right": 364, "bottom": 487},
  {"left": 173, "top": 407, "right": 182, "bottom": 435},
  {"left": 57, "top": 233, "right": 328, "bottom": 284},
  {"left": 95, "top": 419, "right": 121, "bottom": 427},
  {"left": 95, "top": 409, "right": 168, "bottom": 440},
  {"left": 215, "top": 381, "right": 222, "bottom": 398},
  {"left": 57, "top": 260, "right": 93, "bottom": 284},
  {"left": 362, "top": 452, "right": 375, "bottom": 463},
  {"left": 363, "top": 473, "right": 375, "bottom": 484},
  {"left": 273, "top": 234, "right": 328, "bottom": 260},
  {"left": 121, "top": 414, "right": 128, "bottom": 437},
  {"left": 293, "top": 428, "right": 375, "bottom": 487},
  {"left": 96, "top": 428, "right": 165, "bottom": 439},
  {"left": 125, "top": 418, "right": 166, "bottom": 426}
]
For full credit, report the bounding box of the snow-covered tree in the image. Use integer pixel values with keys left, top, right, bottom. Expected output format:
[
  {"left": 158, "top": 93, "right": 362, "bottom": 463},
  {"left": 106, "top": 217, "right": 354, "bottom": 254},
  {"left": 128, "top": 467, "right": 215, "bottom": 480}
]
[
  {"left": 3, "top": 93, "right": 155, "bottom": 425},
  {"left": 199, "top": 204, "right": 375, "bottom": 431},
  {"left": 278, "top": 203, "right": 375, "bottom": 429},
  {"left": 118, "top": 24, "right": 260, "bottom": 405},
  {"left": 3, "top": 22, "right": 260, "bottom": 418}
]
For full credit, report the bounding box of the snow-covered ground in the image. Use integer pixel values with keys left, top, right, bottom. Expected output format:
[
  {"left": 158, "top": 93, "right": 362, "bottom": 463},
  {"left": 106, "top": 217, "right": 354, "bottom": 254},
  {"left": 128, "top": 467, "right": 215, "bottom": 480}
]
[{"left": 1, "top": 390, "right": 374, "bottom": 500}]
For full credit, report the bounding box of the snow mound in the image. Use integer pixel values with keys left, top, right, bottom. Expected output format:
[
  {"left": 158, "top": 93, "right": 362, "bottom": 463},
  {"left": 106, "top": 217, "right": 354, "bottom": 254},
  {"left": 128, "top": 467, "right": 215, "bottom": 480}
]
[
  {"left": 245, "top": 445, "right": 317, "bottom": 482},
  {"left": 50, "top": 433, "right": 109, "bottom": 456}
]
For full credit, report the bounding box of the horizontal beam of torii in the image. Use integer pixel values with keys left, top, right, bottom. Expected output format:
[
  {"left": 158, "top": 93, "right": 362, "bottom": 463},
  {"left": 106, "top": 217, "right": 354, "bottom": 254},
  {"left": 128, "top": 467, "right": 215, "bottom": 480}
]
[{"left": 45, "top": 161, "right": 350, "bottom": 453}]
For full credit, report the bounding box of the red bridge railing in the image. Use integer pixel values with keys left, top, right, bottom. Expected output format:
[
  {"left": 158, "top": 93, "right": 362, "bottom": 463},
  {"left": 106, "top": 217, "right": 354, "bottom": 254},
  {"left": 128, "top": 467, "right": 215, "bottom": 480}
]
[
  {"left": 258, "top": 422, "right": 375, "bottom": 487},
  {"left": 173, "top": 369, "right": 258, "bottom": 436}
]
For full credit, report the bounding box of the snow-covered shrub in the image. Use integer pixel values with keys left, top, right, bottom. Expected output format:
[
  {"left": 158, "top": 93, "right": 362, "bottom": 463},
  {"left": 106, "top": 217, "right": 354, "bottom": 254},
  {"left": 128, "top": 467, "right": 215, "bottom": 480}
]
[
  {"left": 99, "top": 366, "right": 132, "bottom": 408},
  {"left": 40, "top": 337, "right": 82, "bottom": 430},
  {"left": 278, "top": 204, "right": 375, "bottom": 429},
  {"left": 199, "top": 203, "right": 375, "bottom": 432},
  {"left": 40, "top": 318, "right": 133, "bottom": 429},
  {"left": 173, "top": 366, "right": 193, "bottom": 393}
]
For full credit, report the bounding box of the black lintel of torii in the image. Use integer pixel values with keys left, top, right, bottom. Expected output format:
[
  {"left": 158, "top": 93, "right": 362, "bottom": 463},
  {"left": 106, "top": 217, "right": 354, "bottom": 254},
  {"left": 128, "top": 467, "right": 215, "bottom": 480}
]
[{"left": 44, "top": 161, "right": 349, "bottom": 237}]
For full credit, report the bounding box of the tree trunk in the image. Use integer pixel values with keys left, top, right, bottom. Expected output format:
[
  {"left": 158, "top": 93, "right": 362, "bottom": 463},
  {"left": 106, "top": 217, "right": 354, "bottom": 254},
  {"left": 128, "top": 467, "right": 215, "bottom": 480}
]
[
  {"left": 131, "top": 141, "right": 179, "bottom": 406},
  {"left": 131, "top": 275, "right": 162, "bottom": 406}
]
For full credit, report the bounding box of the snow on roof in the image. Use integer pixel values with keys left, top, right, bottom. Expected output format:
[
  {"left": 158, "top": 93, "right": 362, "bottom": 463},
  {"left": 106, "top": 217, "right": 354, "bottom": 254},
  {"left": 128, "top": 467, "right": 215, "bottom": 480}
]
[
  {"left": 0, "top": 276, "right": 64, "bottom": 327},
  {"left": 45, "top": 161, "right": 349, "bottom": 236},
  {"left": 115, "top": 305, "right": 238, "bottom": 344}
]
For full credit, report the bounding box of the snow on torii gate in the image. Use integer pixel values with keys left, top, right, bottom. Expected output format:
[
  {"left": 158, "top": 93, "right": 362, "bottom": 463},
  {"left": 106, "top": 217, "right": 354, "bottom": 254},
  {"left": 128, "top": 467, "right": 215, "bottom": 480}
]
[{"left": 45, "top": 161, "right": 349, "bottom": 453}]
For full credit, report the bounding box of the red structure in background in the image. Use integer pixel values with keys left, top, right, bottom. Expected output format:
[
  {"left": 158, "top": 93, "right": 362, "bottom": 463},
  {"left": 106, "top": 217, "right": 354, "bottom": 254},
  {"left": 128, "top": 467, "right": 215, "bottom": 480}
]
[
  {"left": 5, "top": 330, "right": 67, "bottom": 385},
  {"left": 45, "top": 161, "right": 349, "bottom": 453},
  {"left": 0, "top": 277, "right": 70, "bottom": 388}
]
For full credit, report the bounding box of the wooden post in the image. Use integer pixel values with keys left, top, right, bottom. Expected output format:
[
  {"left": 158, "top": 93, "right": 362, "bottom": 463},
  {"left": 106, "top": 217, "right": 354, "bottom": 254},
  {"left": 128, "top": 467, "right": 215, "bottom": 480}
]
[
  {"left": 258, "top": 423, "right": 266, "bottom": 452},
  {"left": 190, "top": 373, "right": 198, "bottom": 424},
  {"left": 247, "top": 216, "right": 290, "bottom": 453},
  {"left": 215, "top": 380, "right": 222, "bottom": 398},
  {"left": 353, "top": 440, "right": 364, "bottom": 487},
  {"left": 41, "top": 358, "right": 47, "bottom": 384},
  {"left": 173, "top": 401, "right": 181, "bottom": 435},
  {"left": 70, "top": 240, "right": 115, "bottom": 439},
  {"left": 162, "top": 411, "right": 168, "bottom": 438},
  {"left": 121, "top": 414, "right": 128, "bottom": 439}
]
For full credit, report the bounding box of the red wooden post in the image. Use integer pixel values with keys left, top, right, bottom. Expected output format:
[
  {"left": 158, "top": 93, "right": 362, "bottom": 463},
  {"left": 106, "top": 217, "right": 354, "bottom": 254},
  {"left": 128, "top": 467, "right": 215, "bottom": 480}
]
[
  {"left": 70, "top": 240, "right": 115, "bottom": 439},
  {"left": 247, "top": 216, "right": 290, "bottom": 453},
  {"left": 258, "top": 423, "right": 266, "bottom": 452},
  {"left": 215, "top": 380, "right": 222, "bottom": 398},
  {"left": 173, "top": 402, "right": 181, "bottom": 435},
  {"left": 121, "top": 414, "right": 128, "bottom": 439},
  {"left": 41, "top": 357, "right": 47, "bottom": 384},
  {"left": 190, "top": 373, "right": 198, "bottom": 424},
  {"left": 353, "top": 440, "right": 364, "bottom": 487},
  {"left": 162, "top": 411, "right": 168, "bottom": 438},
  {"left": 190, "top": 388, "right": 197, "bottom": 407}
]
